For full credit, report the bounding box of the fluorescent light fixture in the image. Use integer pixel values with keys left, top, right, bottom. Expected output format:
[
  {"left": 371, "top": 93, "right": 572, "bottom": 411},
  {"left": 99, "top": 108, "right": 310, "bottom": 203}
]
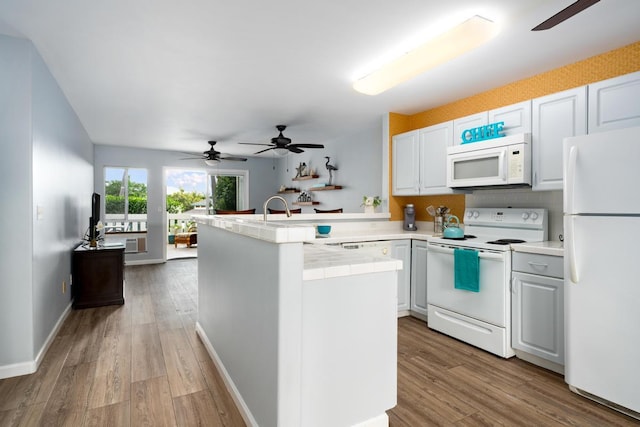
[{"left": 353, "top": 15, "right": 499, "bottom": 95}]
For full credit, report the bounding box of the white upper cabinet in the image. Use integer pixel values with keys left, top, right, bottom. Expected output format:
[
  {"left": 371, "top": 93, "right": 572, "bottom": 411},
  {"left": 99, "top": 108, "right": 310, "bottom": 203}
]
[
  {"left": 452, "top": 101, "right": 531, "bottom": 145},
  {"left": 393, "top": 124, "right": 461, "bottom": 196},
  {"left": 588, "top": 71, "right": 640, "bottom": 133},
  {"left": 392, "top": 130, "right": 420, "bottom": 195},
  {"left": 532, "top": 86, "right": 587, "bottom": 191},
  {"left": 489, "top": 100, "right": 532, "bottom": 135},
  {"left": 419, "top": 121, "right": 458, "bottom": 195},
  {"left": 453, "top": 112, "right": 487, "bottom": 145}
]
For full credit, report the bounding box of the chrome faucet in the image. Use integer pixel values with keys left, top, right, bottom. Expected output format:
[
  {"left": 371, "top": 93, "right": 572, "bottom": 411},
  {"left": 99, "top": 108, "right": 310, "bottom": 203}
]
[{"left": 263, "top": 195, "right": 291, "bottom": 222}]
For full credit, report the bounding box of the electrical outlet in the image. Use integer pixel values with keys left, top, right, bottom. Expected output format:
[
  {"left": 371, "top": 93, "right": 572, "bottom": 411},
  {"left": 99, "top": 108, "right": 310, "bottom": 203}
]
[{"left": 62, "top": 280, "right": 67, "bottom": 294}]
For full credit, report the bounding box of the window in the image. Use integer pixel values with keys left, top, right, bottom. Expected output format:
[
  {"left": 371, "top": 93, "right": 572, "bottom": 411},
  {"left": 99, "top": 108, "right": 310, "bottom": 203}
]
[
  {"left": 104, "top": 167, "right": 148, "bottom": 232},
  {"left": 209, "top": 170, "right": 248, "bottom": 214}
]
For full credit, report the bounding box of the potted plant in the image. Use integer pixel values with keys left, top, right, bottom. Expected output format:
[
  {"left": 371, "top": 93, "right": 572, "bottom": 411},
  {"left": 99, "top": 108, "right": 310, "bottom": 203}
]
[{"left": 361, "top": 196, "right": 382, "bottom": 214}]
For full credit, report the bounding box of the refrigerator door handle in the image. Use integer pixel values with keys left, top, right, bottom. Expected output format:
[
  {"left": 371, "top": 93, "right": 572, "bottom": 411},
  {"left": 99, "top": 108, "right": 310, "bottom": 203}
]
[
  {"left": 567, "top": 216, "right": 579, "bottom": 284},
  {"left": 566, "top": 145, "right": 578, "bottom": 214}
]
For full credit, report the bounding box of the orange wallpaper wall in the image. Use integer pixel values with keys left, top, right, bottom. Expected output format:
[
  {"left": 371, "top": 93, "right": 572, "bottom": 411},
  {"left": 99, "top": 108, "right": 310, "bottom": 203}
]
[{"left": 388, "top": 40, "right": 640, "bottom": 221}]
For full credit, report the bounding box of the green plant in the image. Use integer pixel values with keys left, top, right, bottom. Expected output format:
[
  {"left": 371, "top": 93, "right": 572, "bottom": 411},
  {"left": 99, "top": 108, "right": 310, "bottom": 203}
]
[{"left": 361, "top": 196, "right": 382, "bottom": 208}]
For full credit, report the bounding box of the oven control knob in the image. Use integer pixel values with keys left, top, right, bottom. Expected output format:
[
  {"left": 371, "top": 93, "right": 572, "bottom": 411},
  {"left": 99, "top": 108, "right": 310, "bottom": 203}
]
[
  {"left": 466, "top": 211, "right": 473, "bottom": 219},
  {"left": 522, "top": 212, "right": 530, "bottom": 220},
  {"left": 472, "top": 211, "right": 479, "bottom": 218},
  {"left": 530, "top": 212, "right": 539, "bottom": 220}
]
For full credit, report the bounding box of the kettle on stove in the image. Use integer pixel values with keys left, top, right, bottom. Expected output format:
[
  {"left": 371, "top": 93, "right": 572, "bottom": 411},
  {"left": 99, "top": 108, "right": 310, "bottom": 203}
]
[{"left": 443, "top": 215, "right": 464, "bottom": 239}]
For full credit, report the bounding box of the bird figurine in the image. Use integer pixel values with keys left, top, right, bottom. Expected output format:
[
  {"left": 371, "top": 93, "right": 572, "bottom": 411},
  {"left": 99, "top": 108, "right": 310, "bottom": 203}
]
[{"left": 325, "top": 156, "right": 338, "bottom": 186}]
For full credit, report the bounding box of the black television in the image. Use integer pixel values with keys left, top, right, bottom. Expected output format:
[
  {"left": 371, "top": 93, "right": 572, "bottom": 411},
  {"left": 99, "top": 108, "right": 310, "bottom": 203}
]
[{"left": 89, "top": 192, "right": 101, "bottom": 242}]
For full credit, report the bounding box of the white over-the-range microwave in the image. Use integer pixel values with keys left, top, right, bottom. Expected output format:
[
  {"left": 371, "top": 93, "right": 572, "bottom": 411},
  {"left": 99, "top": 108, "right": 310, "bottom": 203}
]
[{"left": 446, "top": 133, "right": 531, "bottom": 189}]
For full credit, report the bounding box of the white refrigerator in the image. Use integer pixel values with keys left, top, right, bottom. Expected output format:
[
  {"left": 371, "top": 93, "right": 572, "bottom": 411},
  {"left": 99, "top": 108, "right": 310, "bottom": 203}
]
[{"left": 563, "top": 126, "right": 640, "bottom": 418}]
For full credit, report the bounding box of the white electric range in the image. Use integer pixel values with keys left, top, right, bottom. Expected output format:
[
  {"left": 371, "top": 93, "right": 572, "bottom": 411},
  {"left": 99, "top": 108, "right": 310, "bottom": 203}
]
[{"left": 426, "top": 207, "right": 548, "bottom": 358}]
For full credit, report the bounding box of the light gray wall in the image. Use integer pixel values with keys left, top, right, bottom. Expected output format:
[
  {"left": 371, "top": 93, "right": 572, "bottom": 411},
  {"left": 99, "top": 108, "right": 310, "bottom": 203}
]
[
  {"left": 274, "top": 122, "right": 383, "bottom": 213},
  {"left": 0, "top": 35, "right": 34, "bottom": 367},
  {"left": 0, "top": 34, "right": 93, "bottom": 369},
  {"left": 94, "top": 145, "right": 278, "bottom": 262},
  {"left": 30, "top": 46, "right": 94, "bottom": 352}
]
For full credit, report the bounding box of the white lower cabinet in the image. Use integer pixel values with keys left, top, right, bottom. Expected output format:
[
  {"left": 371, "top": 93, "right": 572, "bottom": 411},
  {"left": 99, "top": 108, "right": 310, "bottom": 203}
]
[
  {"left": 511, "top": 252, "right": 564, "bottom": 372},
  {"left": 410, "top": 240, "right": 428, "bottom": 319},
  {"left": 391, "top": 240, "right": 411, "bottom": 314}
]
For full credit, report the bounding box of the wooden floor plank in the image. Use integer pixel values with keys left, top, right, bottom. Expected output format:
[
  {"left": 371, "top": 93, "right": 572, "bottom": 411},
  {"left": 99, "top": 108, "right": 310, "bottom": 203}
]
[
  {"left": 102, "top": 304, "right": 132, "bottom": 337},
  {"left": 131, "top": 323, "right": 166, "bottom": 383},
  {"left": 0, "top": 402, "right": 45, "bottom": 427},
  {"left": 88, "top": 333, "right": 131, "bottom": 409},
  {"left": 83, "top": 401, "right": 130, "bottom": 427},
  {"left": 40, "top": 362, "right": 96, "bottom": 427},
  {"left": 130, "top": 376, "right": 176, "bottom": 427},
  {"left": 130, "top": 294, "right": 156, "bottom": 325},
  {"left": 173, "top": 390, "right": 224, "bottom": 427},
  {"left": 159, "top": 328, "right": 207, "bottom": 397}
]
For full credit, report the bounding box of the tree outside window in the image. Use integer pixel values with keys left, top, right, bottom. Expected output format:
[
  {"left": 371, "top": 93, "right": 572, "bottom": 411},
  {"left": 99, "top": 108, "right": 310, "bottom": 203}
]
[{"left": 104, "top": 167, "right": 148, "bottom": 232}]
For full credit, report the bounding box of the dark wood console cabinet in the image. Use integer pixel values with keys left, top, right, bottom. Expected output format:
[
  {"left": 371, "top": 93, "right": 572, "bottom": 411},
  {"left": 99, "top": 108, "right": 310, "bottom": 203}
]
[{"left": 72, "top": 244, "right": 125, "bottom": 309}]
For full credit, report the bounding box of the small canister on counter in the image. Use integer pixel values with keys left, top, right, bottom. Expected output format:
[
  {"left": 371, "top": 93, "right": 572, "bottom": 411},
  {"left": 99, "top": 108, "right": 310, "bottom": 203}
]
[
  {"left": 433, "top": 215, "right": 443, "bottom": 236},
  {"left": 403, "top": 204, "right": 417, "bottom": 231}
]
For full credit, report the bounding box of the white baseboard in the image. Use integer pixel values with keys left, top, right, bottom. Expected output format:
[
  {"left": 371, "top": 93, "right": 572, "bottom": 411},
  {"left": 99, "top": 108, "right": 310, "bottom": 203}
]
[
  {"left": 124, "top": 258, "right": 165, "bottom": 266},
  {"left": 0, "top": 302, "right": 71, "bottom": 380},
  {"left": 195, "top": 322, "right": 258, "bottom": 427},
  {"left": 353, "top": 413, "right": 389, "bottom": 427}
]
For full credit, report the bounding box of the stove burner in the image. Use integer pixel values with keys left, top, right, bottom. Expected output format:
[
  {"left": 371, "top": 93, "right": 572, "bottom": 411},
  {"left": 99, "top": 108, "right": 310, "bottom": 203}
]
[
  {"left": 443, "top": 235, "right": 477, "bottom": 241},
  {"left": 486, "top": 239, "right": 526, "bottom": 245}
]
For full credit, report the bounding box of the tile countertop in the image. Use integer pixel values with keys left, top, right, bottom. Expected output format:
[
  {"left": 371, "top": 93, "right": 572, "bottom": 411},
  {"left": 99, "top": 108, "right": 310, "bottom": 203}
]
[
  {"left": 311, "top": 221, "right": 435, "bottom": 244},
  {"left": 511, "top": 241, "right": 564, "bottom": 257},
  {"left": 192, "top": 214, "right": 316, "bottom": 243},
  {"left": 193, "top": 215, "right": 435, "bottom": 244},
  {"left": 303, "top": 243, "right": 402, "bottom": 281}
]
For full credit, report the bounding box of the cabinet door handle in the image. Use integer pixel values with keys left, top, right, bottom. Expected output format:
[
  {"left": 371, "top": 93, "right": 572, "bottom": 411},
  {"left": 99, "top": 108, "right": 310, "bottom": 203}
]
[{"left": 527, "top": 262, "right": 548, "bottom": 268}]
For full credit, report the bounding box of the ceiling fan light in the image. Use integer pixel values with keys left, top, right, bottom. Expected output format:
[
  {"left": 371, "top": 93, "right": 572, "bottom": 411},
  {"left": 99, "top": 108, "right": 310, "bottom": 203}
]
[
  {"left": 353, "top": 15, "right": 499, "bottom": 95},
  {"left": 204, "top": 159, "right": 218, "bottom": 166},
  {"left": 274, "top": 148, "right": 289, "bottom": 156}
]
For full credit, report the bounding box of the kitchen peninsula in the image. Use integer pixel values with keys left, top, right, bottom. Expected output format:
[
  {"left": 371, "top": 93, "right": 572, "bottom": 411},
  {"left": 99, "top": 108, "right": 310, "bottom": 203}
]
[{"left": 193, "top": 215, "right": 400, "bottom": 427}]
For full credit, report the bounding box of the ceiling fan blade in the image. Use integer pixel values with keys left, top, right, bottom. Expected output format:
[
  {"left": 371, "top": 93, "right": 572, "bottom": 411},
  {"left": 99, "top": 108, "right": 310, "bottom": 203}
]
[
  {"left": 254, "top": 147, "right": 275, "bottom": 155},
  {"left": 238, "top": 142, "right": 272, "bottom": 146},
  {"left": 289, "top": 143, "right": 325, "bottom": 149},
  {"left": 532, "top": 0, "right": 600, "bottom": 31},
  {"left": 288, "top": 146, "right": 304, "bottom": 154},
  {"left": 220, "top": 156, "right": 248, "bottom": 162},
  {"left": 179, "top": 156, "right": 205, "bottom": 160}
]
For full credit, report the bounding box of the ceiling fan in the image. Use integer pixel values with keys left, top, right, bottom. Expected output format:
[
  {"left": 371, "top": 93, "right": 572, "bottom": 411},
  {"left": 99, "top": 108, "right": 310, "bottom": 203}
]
[
  {"left": 239, "top": 125, "right": 324, "bottom": 155},
  {"left": 181, "top": 141, "right": 247, "bottom": 165},
  {"left": 532, "top": 0, "right": 600, "bottom": 31}
]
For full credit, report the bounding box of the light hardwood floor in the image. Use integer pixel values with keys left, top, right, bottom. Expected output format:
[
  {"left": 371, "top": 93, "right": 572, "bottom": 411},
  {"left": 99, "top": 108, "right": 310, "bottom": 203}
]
[{"left": 0, "top": 259, "right": 637, "bottom": 426}]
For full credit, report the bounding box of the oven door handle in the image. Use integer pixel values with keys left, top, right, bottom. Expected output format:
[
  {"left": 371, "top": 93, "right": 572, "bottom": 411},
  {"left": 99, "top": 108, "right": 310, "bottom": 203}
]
[{"left": 427, "top": 244, "right": 504, "bottom": 260}]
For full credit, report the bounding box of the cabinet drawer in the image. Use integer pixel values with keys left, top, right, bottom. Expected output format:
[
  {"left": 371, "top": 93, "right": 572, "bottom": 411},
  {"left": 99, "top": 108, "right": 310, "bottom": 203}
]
[{"left": 512, "top": 252, "right": 563, "bottom": 278}]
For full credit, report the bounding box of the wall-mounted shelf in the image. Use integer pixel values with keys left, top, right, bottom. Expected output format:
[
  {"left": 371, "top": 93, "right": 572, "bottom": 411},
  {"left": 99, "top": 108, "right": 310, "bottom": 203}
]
[
  {"left": 292, "top": 175, "right": 319, "bottom": 181},
  {"left": 309, "top": 185, "right": 342, "bottom": 191},
  {"left": 278, "top": 189, "right": 300, "bottom": 194},
  {"left": 293, "top": 201, "right": 320, "bottom": 206}
]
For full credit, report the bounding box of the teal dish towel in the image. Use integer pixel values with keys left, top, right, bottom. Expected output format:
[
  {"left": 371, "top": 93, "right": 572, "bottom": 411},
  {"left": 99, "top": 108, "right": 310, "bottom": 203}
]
[{"left": 454, "top": 248, "right": 480, "bottom": 292}]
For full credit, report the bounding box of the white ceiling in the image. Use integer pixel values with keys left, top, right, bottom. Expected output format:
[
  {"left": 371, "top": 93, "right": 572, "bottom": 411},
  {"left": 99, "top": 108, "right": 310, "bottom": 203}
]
[{"left": 1, "top": 0, "right": 639, "bottom": 157}]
